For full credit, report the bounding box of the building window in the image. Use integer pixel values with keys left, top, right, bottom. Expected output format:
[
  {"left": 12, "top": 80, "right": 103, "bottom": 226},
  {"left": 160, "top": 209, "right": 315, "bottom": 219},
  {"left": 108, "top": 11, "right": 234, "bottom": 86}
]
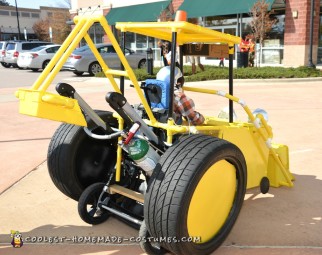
[
  {"left": 204, "top": 15, "right": 237, "bottom": 27},
  {"left": 318, "top": 15, "right": 322, "bottom": 64},
  {"left": 242, "top": 14, "right": 285, "bottom": 65},
  {"left": 11, "top": 11, "right": 20, "bottom": 16},
  {"left": 0, "top": 10, "right": 9, "bottom": 16},
  {"left": 31, "top": 13, "right": 40, "bottom": 18},
  {"left": 21, "top": 12, "right": 30, "bottom": 18}
]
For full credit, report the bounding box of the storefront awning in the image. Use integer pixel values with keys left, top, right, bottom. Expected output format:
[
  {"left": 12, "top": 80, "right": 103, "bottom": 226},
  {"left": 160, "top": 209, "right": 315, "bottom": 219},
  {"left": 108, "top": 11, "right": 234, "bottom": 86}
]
[
  {"left": 106, "top": 0, "right": 171, "bottom": 25},
  {"left": 178, "top": 0, "right": 275, "bottom": 18}
]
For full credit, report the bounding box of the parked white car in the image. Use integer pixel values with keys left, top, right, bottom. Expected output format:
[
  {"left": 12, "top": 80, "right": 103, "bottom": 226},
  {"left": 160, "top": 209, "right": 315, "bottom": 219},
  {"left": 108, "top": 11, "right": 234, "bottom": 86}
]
[
  {"left": 63, "top": 43, "right": 147, "bottom": 76},
  {"left": 0, "top": 41, "right": 11, "bottom": 68},
  {"left": 3, "top": 41, "right": 52, "bottom": 68},
  {"left": 17, "top": 44, "right": 61, "bottom": 71}
]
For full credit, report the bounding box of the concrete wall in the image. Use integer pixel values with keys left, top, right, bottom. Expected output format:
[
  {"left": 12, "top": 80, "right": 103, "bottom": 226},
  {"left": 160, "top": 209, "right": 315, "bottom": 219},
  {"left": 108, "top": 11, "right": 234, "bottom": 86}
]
[{"left": 0, "top": 6, "right": 40, "bottom": 34}]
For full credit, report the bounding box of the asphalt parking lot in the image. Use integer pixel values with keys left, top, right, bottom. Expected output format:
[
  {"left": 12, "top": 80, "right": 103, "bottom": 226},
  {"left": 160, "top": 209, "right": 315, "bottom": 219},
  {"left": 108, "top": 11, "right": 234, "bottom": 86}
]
[{"left": 0, "top": 64, "right": 322, "bottom": 254}]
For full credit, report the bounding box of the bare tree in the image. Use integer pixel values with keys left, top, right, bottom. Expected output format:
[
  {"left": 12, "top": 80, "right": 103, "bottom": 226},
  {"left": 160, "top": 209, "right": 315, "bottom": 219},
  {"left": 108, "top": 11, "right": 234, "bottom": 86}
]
[
  {"left": 33, "top": 14, "right": 71, "bottom": 43},
  {"left": 33, "top": 19, "right": 51, "bottom": 42},
  {"left": 249, "top": 0, "right": 276, "bottom": 66}
]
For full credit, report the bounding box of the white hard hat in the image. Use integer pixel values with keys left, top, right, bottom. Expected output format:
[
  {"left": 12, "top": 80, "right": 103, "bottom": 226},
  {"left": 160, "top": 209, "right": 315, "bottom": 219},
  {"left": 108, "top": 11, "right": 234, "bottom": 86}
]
[{"left": 156, "top": 66, "right": 182, "bottom": 85}]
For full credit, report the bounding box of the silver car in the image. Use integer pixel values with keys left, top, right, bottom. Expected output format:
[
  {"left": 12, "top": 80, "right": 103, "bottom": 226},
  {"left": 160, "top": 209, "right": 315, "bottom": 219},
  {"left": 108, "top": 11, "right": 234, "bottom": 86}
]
[{"left": 63, "top": 43, "right": 146, "bottom": 76}]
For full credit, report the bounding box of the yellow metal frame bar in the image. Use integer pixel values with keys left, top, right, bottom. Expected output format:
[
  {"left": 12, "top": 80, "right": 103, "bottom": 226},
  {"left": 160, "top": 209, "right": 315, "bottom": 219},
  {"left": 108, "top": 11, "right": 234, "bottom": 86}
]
[{"left": 116, "top": 21, "right": 241, "bottom": 46}]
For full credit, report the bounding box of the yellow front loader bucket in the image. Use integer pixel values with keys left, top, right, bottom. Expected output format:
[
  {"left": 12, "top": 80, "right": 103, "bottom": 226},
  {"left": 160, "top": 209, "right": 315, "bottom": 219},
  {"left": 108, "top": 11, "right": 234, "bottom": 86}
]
[{"left": 15, "top": 15, "right": 155, "bottom": 127}]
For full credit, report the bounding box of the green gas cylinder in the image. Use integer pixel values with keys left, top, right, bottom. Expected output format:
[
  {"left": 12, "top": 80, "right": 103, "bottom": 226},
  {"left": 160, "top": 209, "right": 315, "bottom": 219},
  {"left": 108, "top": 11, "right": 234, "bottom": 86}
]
[{"left": 128, "top": 139, "right": 160, "bottom": 175}]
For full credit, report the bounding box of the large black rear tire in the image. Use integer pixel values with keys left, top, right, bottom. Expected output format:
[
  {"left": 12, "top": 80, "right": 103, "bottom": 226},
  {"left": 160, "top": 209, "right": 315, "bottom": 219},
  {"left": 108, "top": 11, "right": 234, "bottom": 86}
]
[
  {"left": 47, "top": 110, "right": 118, "bottom": 201},
  {"left": 144, "top": 134, "right": 247, "bottom": 255}
]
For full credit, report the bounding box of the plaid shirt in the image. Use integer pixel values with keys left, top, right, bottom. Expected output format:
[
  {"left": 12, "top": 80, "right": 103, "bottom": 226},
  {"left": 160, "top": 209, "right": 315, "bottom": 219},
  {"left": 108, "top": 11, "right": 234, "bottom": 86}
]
[{"left": 174, "top": 88, "right": 205, "bottom": 125}]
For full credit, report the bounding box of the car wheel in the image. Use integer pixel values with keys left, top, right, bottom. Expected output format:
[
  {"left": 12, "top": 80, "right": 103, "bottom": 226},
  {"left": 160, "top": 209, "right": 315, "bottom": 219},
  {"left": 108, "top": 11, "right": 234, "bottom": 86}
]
[
  {"left": 138, "top": 59, "right": 146, "bottom": 69},
  {"left": 145, "top": 134, "right": 247, "bottom": 255},
  {"left": 47, "top": 110, "right": 118, "bottom": 201},
  {"left": 89, "top": 62, "right": 102, "bottom": 76},
  {"left": 1, "top": 62, "right": 11, "bottom": 68},
  {"left": 31, "top": 68, "right": 39, "bottom": 72},
  {"left": 42, "top": 60, "right": 50, "bottom": 70},
  {"left": 73, "top": 71, "right": 84, "bottom": 76}
]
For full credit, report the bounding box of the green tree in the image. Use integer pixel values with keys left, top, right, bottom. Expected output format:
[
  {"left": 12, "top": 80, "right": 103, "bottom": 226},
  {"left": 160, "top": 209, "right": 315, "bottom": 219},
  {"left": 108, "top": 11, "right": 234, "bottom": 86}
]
[
  {"left": 0, "top": 0, "right": 10, "bottom": 6},
  {"left": 249, "top": 0, "right": 276, "bottom": 66}
]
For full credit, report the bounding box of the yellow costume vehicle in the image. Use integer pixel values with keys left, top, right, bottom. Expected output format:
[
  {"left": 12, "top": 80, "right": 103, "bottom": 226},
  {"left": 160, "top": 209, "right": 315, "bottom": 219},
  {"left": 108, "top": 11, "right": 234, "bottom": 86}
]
[{"left": 15, "top": 13, "right": 293, "bottom": 255}]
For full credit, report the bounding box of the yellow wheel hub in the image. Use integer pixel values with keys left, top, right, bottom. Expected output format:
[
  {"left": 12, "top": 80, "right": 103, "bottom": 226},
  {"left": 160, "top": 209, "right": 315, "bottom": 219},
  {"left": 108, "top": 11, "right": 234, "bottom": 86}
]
[{"left": 187, "top": 160, "right": 236, "bottom": 243}]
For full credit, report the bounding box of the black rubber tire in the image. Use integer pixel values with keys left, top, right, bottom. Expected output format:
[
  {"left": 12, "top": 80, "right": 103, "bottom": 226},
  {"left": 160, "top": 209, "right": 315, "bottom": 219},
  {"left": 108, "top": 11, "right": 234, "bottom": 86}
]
[
  {"left": 42, "top": 60, "right": 50, "bottom": 70},
  {"left": 139, "top": 221, "right": 167, "bottom": 255},
  {"left": 47, "top": 110, "right": 118, "bottom": 201},
  {"left": 260, "top": 177, "right": 270, "bottom": 194},
  {"left": 144, "top": 134, "right": 247, "bottom": 255},
  {"left": 88, "top": 61, "right": 102, "bottom": 76},
  {"left": 73, "top": 71, "right": 84, "bottom": 76},
  {"left": 138, "top": 59, "right": 146, "bottom": 69},
  {"left": 1, "top": 62, "right": 11, "bottom": 68},
  {"left": 78, "top": 182, "right": 111, "bottom": 225}
]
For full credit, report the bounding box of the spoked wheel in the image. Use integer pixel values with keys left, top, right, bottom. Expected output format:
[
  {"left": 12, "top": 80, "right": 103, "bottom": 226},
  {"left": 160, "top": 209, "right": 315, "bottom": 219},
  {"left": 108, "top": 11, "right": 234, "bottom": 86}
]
[
  {"left": 47, "top": 110, "right": 118, "bottom": 201},
  {"left": 89, "top": 61, "right": 102, "bottom": 76},
  {"left": 139, "top": 221, "right": 167, "bottom": 255},
  {"left": 144, "top": 134, "right": 247, "bottom": 255},
  {"left": 78, "top": 182, "right": 111, "bottom": 225}
]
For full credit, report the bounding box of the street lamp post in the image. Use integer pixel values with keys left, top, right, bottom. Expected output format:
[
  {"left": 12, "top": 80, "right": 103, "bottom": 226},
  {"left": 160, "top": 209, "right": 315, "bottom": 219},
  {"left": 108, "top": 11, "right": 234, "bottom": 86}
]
[
  {"left": 14, "top": 0, "right": 21, "bottom": 40},
  {"left": 307, "top": 0, "right": 316, "bottom": 68}
]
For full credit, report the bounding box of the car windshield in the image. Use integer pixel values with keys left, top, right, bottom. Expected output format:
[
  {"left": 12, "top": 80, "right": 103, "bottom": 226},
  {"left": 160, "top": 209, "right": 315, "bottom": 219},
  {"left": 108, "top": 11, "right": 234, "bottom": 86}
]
[{"left": 30, "top": 46, "right": 47, "bottom": 51}]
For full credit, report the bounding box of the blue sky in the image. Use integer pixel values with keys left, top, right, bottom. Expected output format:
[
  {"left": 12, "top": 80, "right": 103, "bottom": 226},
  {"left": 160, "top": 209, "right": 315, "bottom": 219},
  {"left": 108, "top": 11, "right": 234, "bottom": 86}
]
[{"left": 6, "top": 0, "right": 69, "bottom": 9}]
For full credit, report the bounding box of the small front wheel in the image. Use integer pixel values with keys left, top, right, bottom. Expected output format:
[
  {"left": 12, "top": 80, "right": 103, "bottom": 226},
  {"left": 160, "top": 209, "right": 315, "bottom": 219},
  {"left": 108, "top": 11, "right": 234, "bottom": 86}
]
[{"left": 78, "top": 182, "right": 111, "bottom": 225}]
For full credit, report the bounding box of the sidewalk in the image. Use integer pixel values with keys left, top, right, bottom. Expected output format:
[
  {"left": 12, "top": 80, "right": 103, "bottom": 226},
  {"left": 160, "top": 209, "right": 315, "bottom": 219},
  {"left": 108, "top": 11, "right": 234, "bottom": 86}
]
[{"left": 1, "top": 77, "right": 322, "bottom": 254}]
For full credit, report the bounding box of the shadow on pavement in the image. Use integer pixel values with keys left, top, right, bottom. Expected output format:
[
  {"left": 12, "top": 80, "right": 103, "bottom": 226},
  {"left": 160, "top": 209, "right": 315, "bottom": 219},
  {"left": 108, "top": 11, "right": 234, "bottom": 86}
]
[{"left": 225, "top": 173, "right": 322, "bottom": 247}]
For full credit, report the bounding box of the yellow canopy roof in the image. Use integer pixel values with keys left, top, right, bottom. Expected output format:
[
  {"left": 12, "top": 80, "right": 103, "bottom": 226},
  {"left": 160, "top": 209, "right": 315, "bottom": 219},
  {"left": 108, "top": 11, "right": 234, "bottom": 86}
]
[{"left": 115, "top": 21, "right": 241, "bottom": 46}]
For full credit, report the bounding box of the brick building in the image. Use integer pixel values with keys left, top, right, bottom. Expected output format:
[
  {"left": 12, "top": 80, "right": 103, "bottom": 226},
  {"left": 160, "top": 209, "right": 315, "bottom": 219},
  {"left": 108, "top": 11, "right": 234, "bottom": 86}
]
[
  {"left": 1, "top": 1, "right": 321, "bottom": 66},
  {"left": 70, "top": 0, "right": 321, "bottom": 67}
]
